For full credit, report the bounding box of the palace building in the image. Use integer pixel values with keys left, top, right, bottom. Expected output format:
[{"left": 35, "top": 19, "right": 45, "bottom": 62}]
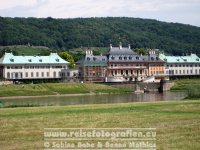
[
  {"left": 77, "top": 49, "right": 107, "bottom": 82},
  {"left": 159, "top": 53, "right": 200, "bottom": 76},
  {"left": 107, "top": 43, "right": 166, "bottom": 82},
  {"left": 0, "top": 52, "right": 69, "bottom": 80}
]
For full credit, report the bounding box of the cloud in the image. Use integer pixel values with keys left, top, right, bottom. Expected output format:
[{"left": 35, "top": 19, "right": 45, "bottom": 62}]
[
  {"left": 0, "top": 0, "right": 200, "bottom": 26},
  {"left": 0, "top": 0, "right": 37, "bottom": 10}
]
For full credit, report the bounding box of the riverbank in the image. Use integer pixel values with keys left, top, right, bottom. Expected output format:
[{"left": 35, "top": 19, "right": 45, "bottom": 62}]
[
  {"left": 0, "top": 100, "right": 199, "bottom": 149},
  {"left": 0, "top": 83, "right": 132, "bottom": 97},
  {"left": 171, "top": 79, "right": 200, "bottom": 99}
]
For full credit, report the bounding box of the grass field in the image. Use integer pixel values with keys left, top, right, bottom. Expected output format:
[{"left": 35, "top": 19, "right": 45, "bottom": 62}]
[
  {"left": 0, "top": 83, "right": 132, "bottom": 97},
  {"left": 0, "top": 100, "right": 199, "bottom": 150}
]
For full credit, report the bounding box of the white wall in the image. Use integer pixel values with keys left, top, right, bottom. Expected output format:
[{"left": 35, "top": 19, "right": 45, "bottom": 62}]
[{"left": 4, "top": 64, "right": 68, "bottom": 79}]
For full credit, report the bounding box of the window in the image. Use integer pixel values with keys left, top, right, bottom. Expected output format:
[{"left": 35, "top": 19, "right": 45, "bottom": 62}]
[
  {"left": 7, "top": 66, "right": 10, "bottom": 69},
  {"left": 36, "top": 72, "right": 39, "bottom": 77},
  {"left": 190, "top": 70, "right": 193, "bottom": 74},
  {"left": 53, "top": 71, "right": 56, "bottom": 77},
  {"left": 7, "top": 72, "right": 10, "bottom": 78},
  {"left": 46, "top": 72, "right": 49, "bottom": 77},
  {"left": 31, "top": 72, "right": 34, "bottom": 77},
  {"left": 26, "top": 72, "right": 28, "bottom": 77},
  {"left": 179, "top": 70, "right": 181, "bottom": 74},
  {"left": 41, "top": 72, "right": 44, "bottom": 77},
  {"left": 40, "top": 66, "right": 45, "bottom": 69}
]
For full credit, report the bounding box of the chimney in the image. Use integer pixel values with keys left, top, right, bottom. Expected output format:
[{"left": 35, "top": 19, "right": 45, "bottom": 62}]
[
  {"left": 119, "top": 42, "right": 122, "bottom": 49},
  {"left": 128, "top": 44, "right": 131, "bottom": 49},
  {"left": 90, "top": 50, "right": 93, "bottom": 56}
]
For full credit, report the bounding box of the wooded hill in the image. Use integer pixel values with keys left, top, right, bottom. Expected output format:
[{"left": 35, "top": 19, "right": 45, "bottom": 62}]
[{"left": 0, "top": 17, "right": 200, "bottom": 55}]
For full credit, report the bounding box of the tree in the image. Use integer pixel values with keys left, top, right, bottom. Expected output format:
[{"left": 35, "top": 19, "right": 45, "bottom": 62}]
[
  {"left": 134, "top": 48, "right": 147, "bottom": 55},
  {"left": 58, "top": 51, "right": 75, "bottom": 68}
]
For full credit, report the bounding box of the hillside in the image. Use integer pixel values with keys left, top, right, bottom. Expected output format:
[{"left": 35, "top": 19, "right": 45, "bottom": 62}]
[{"left": 0, "top": 17, "right": 200, "bottom": 55}]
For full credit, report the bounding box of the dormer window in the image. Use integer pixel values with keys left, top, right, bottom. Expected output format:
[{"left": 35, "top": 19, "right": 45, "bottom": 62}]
[
  {"left": 136, "top": 56, "right": 139, "bottom": 60},
  {"left": 93, "top": 57, "right": 96, "bottom": 61},
  {"left": 87, "top": 57, "right": 90, "bottom": 61},
  {"left": 111, "top": 56, "right": 115, "bottom": 60},
  {"left": 164, "top": 58, "right": 167, "bottom": 61},
  {"left": 28, "top": 59, "right": 32, "bottom": 62},
  {"left": 10, "top": 58, "right": 14, "bottom": 62},
  {"left": 124, "top": 57, "right": 127, "bottom": 60},
  {"left": 129, "top": 56, "right": 132, "bottom": 60},
  {"left": 119, "top": 56, "right": 122, "bottom": 60},
  {"left": 39, "top": 59, "right": 42, "bottom": 62},
  {"left": 56, "top": 58, "right": 59, "bottom": 62},
  {"left": 156, "top": 57, "right": 159, "bottom": 60},
  {"left": 184, "top": 59, "right": 187, "bottom": 62},
  {"left": 151, "top": 57, "right": 154, "bottom": 60},
  {"left": 177, "top": 59, "right": 179, "bottom": 61},
  {"left": 196, "top": 58, "right": 199, "bottom": 61}
]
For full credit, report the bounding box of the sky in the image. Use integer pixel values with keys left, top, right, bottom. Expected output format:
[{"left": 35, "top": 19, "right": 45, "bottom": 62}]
[{"left": 0, "top": 0, "right": 200, "bottom": 27}]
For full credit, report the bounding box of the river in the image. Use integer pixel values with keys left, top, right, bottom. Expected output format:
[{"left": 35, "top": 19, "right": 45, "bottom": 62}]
[{"left": 1, "top": 91, "right": 187, "bottom": 107}]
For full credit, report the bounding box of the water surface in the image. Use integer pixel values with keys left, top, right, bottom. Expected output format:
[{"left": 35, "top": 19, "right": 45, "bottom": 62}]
[{"left": 1, "top": 91, "right": 187, "bottom": 107}]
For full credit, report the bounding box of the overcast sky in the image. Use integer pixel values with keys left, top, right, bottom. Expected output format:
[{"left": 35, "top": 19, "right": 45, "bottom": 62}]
[{"left": 0, "top": 0, "right": 200, "bottom": 27}]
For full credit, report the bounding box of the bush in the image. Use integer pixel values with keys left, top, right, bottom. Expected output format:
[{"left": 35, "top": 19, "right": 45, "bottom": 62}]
[{"left": 186, "top": 84, "right": 200, "bottom": 99}]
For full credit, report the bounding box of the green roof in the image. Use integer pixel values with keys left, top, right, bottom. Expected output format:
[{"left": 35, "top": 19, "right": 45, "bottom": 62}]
[
  {"left": 0, "top": 53, "right": 69, "bottom": 65},
  {"left": 159, "top": 53, "right": 200, "bottom": 63}
]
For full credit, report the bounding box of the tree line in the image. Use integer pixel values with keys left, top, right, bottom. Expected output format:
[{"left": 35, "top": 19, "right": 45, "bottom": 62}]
[{"left": 0, "top": 17, "right": 200, "bottom": 55}]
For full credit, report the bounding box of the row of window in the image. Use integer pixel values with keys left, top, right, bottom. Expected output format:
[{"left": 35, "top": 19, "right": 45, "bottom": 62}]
[
  {"left": 110, "top": 64, "right": 147, "bottom": 67},
  {"left": 85, "top": 72, "right": 103, "bottom": 77},
  {"left": 6, "top": 66, "right": 66, "bottom": 69},
  {"left": 110, "top": 56, "right": 159, "bottom": 61},
  {"left": 167, "top": 64, "right": 200, "bottom": 67},
  {"left": 111, "top": 70, "right": 145, "bottom": 76},
  {"left": 6, "top": 71, "right": 61, "bottom": 78},
  {"left": 168, "top": 69, "right": 200, "bottom": 75}
]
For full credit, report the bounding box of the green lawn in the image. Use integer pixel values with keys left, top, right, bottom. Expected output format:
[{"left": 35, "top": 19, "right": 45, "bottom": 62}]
[
  {"left": 0, "top": 83, "right": 132, "bottom": 97},
  {"left": 0, "top": 100, "right": 200, "bottom": 150}
]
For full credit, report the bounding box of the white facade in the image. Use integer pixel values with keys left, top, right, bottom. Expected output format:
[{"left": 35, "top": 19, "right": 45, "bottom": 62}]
[
  {"left": 160, "top": 53, "right": 200, "bottom": 76},
  {"left": 166, "top": 63, "right": 200, "bottom": 76},
  {"left": 0, "top": 53, "right": 69, "bottom": 80}
]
